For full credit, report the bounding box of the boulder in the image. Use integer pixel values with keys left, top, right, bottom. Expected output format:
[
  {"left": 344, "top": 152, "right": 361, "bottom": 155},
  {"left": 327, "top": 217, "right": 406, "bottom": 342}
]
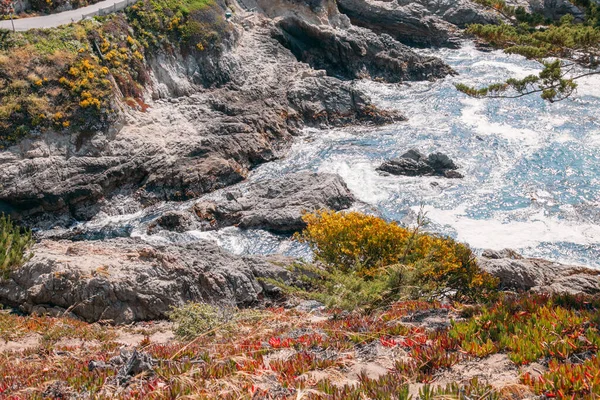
[
  {"left": 0, "top": 239, "right": 293, "bottom": 323},
  {"left": 191, "top": 172, "right": 355, "bottom": 233},
  {"left": 479, "top": 249, "right": 600, "bottom": 295},
  {"left": 377, "top": 150, "right": 463, "bottom": 178}
]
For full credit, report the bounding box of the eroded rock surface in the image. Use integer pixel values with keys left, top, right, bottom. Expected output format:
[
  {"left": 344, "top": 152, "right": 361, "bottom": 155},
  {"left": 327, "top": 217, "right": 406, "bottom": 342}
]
[
  {"left": 336, "top": 0, "right": 500, "bottom": 47},
  {"left": 273, "top": 15, "right": 453, "bottom": 81},
  {"left": 2, "top": 0, "right": 450, "bottom": 228},
  {"left": 479, "top": 249, "right": 600, "bottom": 294},
  {"left": 189, "top": 172, "right": 355, "bottom": 233},
  {"left": 0, "top": 239, "right": 292, "bottom": 323}
]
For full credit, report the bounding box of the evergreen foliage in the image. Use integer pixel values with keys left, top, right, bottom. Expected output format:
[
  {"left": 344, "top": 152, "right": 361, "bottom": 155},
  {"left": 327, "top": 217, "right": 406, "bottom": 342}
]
[
  {"left": 458, "top": 0, "right": 600, "bottom": 101},
  {"left": 0, "top": 214, "right": 33, "bottom": 279}
]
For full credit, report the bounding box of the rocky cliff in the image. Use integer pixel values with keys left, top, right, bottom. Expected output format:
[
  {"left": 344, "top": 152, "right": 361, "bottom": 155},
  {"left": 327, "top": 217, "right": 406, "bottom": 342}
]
[{"left": 0, "top": 0, "right": 453, "bottom": 229}]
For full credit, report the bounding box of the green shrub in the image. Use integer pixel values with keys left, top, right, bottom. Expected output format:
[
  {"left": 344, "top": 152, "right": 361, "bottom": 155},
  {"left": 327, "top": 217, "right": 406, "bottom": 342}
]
[
  {"left": 0, "top": 214, "right": 33, "bottom": 279},
  {"left": 169, "top": 302, "right": 232, "bottom": 338},
  {"left": 126, "top": 0, "right": 229, "bottom": 51}
]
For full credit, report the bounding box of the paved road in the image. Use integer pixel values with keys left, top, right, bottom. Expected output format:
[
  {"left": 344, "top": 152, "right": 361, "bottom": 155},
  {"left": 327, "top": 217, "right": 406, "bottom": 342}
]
[{"left": 0, "top": 0, "right": 123, "bottom": 31}]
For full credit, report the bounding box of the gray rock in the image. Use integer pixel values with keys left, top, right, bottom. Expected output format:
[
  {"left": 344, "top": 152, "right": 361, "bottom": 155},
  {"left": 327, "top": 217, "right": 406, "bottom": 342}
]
[
  {"left": 337, "top": 0, "right": 500, "bottom": 48},
  {"left": 0, "top": 239, "right": 293, "bottom": 323},
  {"left": 528, "top": 0, "right": 586, "bottom": 21},
  {"left": 147, "top": 211, "right": 196, "bottom": 234},
  {"left": 479, "top": 249, "right": 600, "bottom": 295},
  {"left": 191, "top": 172, "right": 355, "bottom": 233},
  {"left": 116, "top": 349, "right": 155, "bottom": 384},
  {"left": 377, "top": 149, "right": 462, "bottom": 178},
  {"left": 273, "top": 15, "right": 454, "bottom": 82},
  {"left": 428, "top": 152, "right": 458, "bottom": 171}
]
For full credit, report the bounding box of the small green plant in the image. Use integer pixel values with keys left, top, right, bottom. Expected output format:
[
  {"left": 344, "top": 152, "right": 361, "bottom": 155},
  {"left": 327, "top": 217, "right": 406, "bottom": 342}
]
[
  {"left": 169, "top": 302, "right": 232, "bottom": 338},
  {"left": 450, "top": 293, "right": 600, "bottom": 365},
  {"left": 523, "top": 356, "right": 600, "bottom": 399},
  {"left": 0, "top": 214, "right": 33, "bottom": 279}
]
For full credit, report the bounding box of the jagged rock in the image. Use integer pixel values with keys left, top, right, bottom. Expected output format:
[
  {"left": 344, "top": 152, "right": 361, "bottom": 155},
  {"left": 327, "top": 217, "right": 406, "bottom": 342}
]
[
  {"left": 273, "top": 15, "right": 454, "bottom": 82},
  {"left": 42, "top": 381, "right": 75, "bottom": 399},
  {"left": 377, "top": 150, "right": 463, "bottom": 178},
  {"left": 287, "top": 77, "right": 405, "bottom": 125},
  {"left": 528, "top": 0, "right": 586, "bottom": 21},
  {"left": 147, "top": 211, "right": 196, "bottom": 234},
  {"left": 115, "top": 349, "right": 155, "bottom": 384},
  {"left": 89, "top": 348, "right": 156, "bottom": 385},
  {"left": 479, "top": 249, "right": 600, "bottom": 294},
  {"left": 337, "top": 0, "right": 500, "bottom": 48},
  {"left": 190, "top": 172, "right": 355, "bottom": 233},
  {"left": 0, "top": 239, "right": 293, "bottom": 323}
]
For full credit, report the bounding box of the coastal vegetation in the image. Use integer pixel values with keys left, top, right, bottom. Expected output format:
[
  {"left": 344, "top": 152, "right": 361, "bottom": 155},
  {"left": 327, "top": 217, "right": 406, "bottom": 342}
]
[
  {"left": 271, "top": 211, "right": 498, "bottom": 311},
  {"left": 0, "top": 214, "right": 32, "bottom": 279},
  {"left": 0, "top": 0, "right": 227, "bottom": 147},
  {"left": 456, "top": 0, "right": 600, "bottom": 101}
]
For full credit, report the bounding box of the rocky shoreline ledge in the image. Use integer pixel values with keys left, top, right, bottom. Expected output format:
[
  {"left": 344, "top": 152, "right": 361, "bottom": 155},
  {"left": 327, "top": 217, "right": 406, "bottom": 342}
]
[{"left": 2, "top": 235, "right": 597, "bottom": 323}]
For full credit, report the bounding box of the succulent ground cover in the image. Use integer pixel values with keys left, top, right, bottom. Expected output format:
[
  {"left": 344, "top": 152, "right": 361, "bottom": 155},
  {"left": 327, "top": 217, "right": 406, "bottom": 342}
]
[
  {"left": 0, "top": 292, "right": 598, "bottom": 399},
  {"left": 0, "top": 213, "right": 598, "bottom": 398}
]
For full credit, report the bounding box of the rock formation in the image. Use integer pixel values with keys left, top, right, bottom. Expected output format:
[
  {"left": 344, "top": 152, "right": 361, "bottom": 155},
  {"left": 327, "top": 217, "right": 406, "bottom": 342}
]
[
  {"left": 2, "top": 0, "right": 452, "bottom": 228},
  {"left": 336, "top": 0, "right": 500, "bottom": 48},
  {"left": 479, "top": 249, "right": 600, "bottom": 295},
  {"left": 377, "top": 149, "right": 463, "bottom": 178},
  {"left": 0, "top": 239, "right": 293, "bottom": 323},
  {"left": 187, "top": 172, "right": 355, "bottom": 233}
]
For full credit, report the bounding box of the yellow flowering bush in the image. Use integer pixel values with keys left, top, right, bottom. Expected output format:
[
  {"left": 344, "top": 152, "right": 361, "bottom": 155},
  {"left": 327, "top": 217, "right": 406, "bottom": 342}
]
[
  {"left": 290, "top": 211, "right": 498, "bottom": 307},
  {"left": 299, "top": 211, "right": 410, "bottom": 273}
]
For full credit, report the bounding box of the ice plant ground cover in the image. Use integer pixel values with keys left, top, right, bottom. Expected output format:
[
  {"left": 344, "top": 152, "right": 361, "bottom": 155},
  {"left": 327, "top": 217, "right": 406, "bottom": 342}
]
[{"left": 0, "top": 293, "right": 598, "bottom": 399}]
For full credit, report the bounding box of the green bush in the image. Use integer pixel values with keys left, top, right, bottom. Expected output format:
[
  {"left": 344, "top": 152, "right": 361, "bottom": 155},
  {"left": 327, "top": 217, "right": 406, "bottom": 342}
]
[
  {"left": 169, "top": 302, "right": 231, "bottom": 338},
  {"left": 126, "top": 0, "right": 229, "bottom": 51},
  {"left": 0, "top": 214, "right": 33, "bottom": 279}
]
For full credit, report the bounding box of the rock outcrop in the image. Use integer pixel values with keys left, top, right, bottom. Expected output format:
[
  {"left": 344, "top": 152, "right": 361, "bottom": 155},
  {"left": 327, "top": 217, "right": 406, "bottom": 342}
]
[
  {"left": 479, "top": 249, "right": 600, "bottom": 295},
  {"left": 273, "top": 16, "right": 453, "bottom": 82},
  {"left": 0, "top": 239, "right": 293, "bottom": 323},
  {"left": 336, "top": 0, "right": 500, "bottom": 48},
  {"left": 189, "top": 172, "right": 355, "bottom": 233},
  {"left": 377, "top": 149, "right": 463, "bottom": 178},
  {"left": 524, "top": 0, "right": 586, "bottom": 21}
]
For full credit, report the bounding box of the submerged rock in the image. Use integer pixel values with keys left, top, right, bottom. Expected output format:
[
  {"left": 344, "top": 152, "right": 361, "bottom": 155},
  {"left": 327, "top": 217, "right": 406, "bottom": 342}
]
[
  {"left": 0, "top": 239, "right": 293, "bottom": 323},
  {"left": 377, "top": 149, "right": 463, "bottom": 178},
  {"left": 479, "top": 248, "right": 600, "bottom": 295}
]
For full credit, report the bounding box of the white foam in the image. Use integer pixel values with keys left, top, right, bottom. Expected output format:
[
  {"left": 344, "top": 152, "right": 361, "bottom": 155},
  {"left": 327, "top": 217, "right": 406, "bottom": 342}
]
[
  {"left": 573, "top": 74, "right": 600, "bottom": 98},
  {"left": 460, "top": 98, "right": 540, "bottom": 147},
  {"left": 318, "top": 159, "right": 391, "bottom": 204},
  {"left": 419, "top": 205, "right": 600, "bottom": 251},
  {"left": 470, "top": 60, "right": 540, "bottom": 79}
]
